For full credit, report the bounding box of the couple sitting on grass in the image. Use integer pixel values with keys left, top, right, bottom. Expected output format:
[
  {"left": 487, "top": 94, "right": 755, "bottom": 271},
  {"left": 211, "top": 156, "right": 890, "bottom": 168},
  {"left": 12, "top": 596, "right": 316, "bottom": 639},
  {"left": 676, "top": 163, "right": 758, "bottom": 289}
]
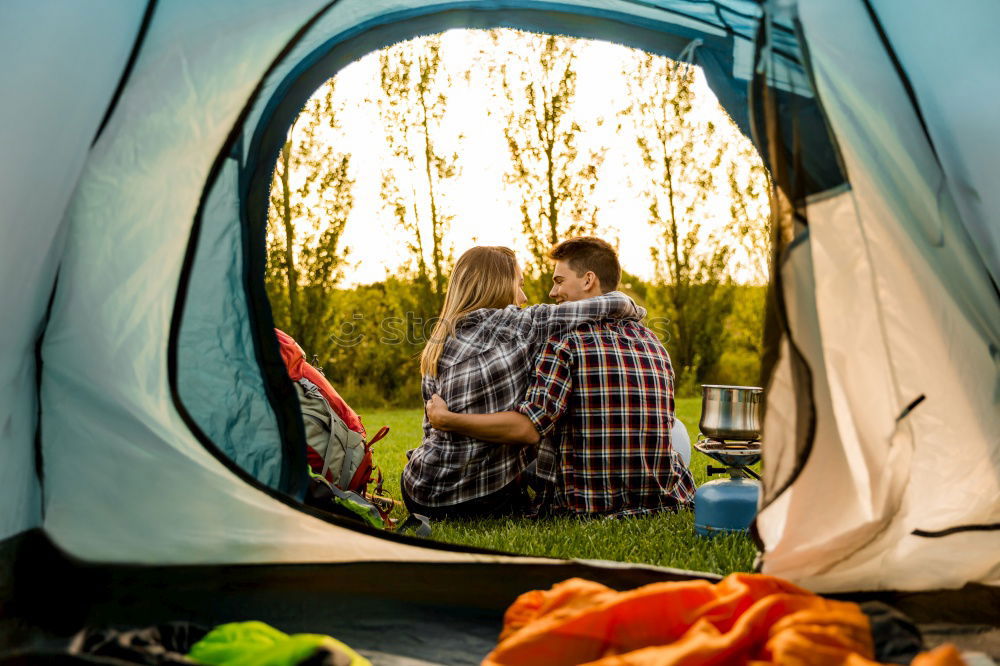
[{"left": 401, "top": 237, "right": 695, "bottom": 521}]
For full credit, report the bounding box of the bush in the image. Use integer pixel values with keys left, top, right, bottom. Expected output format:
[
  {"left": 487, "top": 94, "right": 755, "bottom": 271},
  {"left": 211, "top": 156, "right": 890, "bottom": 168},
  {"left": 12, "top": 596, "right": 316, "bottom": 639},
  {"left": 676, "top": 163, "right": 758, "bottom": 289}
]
[
  {"left": 280, "top": 278, "right": 766, "bottom": 409},
  {"left": 708, "top": 348, "right": 761, "bottom": 387}
]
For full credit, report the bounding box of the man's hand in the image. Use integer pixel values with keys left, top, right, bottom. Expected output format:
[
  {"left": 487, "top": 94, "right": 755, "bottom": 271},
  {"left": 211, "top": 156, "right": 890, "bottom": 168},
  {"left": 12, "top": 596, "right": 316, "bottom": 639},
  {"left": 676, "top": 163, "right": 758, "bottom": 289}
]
[{"left": 425, "top": 393, "right": 453, "bottom": 431}]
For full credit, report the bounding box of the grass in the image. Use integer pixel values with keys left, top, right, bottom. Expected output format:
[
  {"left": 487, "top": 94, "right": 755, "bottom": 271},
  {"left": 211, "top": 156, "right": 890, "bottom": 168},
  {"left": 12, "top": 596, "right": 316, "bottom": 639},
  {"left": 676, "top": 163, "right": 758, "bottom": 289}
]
[{"left": 363, "top": 398, "right": 759, "bottom": 576}]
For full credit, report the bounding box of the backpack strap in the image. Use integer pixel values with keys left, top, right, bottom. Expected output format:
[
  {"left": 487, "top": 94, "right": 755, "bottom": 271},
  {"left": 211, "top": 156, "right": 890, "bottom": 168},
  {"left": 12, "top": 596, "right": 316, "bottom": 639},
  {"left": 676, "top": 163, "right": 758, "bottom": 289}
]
[
  {"left": 348, "top": 426, "right": 390, "bottom": 500},
  {"left": 367, "top": 426, "right": 390, "bottom": 446}
]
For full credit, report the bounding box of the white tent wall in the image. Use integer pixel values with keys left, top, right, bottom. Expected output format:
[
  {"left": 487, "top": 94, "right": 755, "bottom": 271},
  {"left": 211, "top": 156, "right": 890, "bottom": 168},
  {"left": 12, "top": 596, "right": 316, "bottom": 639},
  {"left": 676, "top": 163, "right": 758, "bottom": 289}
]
[
  {"left": 35, "top": 0, "right": 518, "bottom": 566},
  {"left": 0, "top": 2, "right": 148, "bottom": 541},
  {"left": 757, "top": 190, "right": 916, "bottom": 586},
  {"left": 757, "top": 0, "right": 1000, "bottom": 592}
]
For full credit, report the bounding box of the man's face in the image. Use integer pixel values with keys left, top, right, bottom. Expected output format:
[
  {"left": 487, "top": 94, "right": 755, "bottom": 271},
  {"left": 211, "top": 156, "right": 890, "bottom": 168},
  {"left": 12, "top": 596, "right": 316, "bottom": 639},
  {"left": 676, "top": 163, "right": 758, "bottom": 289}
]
[{"left": 549, "top": 259, "right": 595, "bottom": 304}]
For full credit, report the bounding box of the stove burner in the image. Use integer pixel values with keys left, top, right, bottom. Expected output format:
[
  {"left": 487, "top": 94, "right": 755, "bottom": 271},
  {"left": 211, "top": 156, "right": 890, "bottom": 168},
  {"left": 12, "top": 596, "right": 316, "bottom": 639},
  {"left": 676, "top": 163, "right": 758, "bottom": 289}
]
[{"left": 695, "top": 436, "right": 761, "bottom": 477}]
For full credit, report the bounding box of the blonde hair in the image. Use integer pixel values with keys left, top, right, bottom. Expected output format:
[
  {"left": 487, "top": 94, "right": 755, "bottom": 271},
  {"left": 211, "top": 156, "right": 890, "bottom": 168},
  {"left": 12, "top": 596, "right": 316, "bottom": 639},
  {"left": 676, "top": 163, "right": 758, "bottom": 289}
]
[{"left": 420, "top": 246, "right": 519, "bottom": 377}]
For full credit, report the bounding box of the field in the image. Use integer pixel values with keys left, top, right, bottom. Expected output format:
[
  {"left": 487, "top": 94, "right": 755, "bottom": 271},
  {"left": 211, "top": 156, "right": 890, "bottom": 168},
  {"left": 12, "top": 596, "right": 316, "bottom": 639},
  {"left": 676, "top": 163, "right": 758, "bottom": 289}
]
[{"left": 364, "top": 397, "right": 759, "bottom": 575}]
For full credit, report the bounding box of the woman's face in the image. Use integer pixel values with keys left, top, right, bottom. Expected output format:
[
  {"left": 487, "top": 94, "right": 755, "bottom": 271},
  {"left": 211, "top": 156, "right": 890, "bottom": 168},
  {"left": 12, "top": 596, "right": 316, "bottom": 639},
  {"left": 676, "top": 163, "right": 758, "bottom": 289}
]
[{"left": 514, "top": 263, "right": 527, "bottom": 307}]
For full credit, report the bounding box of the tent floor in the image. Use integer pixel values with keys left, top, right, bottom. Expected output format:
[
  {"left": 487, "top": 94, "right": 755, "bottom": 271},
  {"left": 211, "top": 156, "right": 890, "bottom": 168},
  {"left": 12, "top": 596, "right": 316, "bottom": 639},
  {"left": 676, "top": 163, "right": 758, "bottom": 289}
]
[
  {"left": 827, "top": 588, "right": 1000, "bottom": 659},
  {"left": 4, "top": 599, "right": 502, "bottom": 666},
  {"left": 0, "top": 530, "right": 715, "bottom": 664},
  {"left": 2, "top": 531, "right": 998, "bottom": 663}
]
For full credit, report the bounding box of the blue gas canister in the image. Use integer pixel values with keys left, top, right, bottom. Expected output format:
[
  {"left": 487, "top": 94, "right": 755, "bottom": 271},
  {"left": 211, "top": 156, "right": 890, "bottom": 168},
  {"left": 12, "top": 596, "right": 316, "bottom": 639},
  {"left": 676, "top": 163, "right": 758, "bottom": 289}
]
[
  {"left": 693, "top": 474, "right": 760, "bottom": 536},
  {"left": 692, "top": 438, "right": 761, "bottom": 537}
]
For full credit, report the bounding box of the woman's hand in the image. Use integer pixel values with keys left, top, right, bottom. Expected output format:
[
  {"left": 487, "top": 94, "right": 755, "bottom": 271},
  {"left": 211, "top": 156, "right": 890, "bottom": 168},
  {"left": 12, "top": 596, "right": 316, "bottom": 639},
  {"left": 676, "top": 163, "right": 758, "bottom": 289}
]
[{"left": 426, "top": 393, "right": 453, "bottom": 431}]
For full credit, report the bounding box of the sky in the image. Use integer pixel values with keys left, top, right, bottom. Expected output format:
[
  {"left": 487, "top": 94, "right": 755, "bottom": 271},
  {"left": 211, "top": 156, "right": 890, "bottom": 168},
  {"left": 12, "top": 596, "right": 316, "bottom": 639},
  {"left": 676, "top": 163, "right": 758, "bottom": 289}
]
[{"left": 283, "top": 29, "right": 768, "bottom": 287}]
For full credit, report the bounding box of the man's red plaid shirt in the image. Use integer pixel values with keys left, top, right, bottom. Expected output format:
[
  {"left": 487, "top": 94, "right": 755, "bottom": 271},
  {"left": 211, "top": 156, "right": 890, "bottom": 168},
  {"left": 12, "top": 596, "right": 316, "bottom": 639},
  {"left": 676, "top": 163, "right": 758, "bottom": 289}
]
[{"left": 517, "top": 319, "right": 696, "bottom": 517}]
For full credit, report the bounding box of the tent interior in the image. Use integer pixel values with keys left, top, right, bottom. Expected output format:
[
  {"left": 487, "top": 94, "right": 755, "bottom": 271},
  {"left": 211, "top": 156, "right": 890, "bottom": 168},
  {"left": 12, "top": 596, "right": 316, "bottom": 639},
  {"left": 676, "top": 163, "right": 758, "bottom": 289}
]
[{"left": 1, "top": 0, "right": 998, "bottom": 663}]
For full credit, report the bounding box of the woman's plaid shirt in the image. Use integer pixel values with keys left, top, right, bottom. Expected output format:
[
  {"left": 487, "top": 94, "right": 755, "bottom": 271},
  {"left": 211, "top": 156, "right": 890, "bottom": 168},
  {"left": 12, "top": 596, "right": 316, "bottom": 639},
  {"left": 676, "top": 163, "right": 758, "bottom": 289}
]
[
  {"left": 402, "top": 293, "right": 644, "bottom": 507},
  {"left": 516, "top": 319, "right": 696, "bottom": 516}
]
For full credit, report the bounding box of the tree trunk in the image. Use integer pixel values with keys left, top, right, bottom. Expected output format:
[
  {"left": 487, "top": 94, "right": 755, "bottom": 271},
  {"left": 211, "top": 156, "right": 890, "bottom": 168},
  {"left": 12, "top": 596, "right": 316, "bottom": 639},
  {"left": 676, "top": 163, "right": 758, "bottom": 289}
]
[
  {"left": 416, "top": 63, "right": 444, "bottom": 303},
  {"left": 279, "top": 135, "right": 299, "bottom": 337}
]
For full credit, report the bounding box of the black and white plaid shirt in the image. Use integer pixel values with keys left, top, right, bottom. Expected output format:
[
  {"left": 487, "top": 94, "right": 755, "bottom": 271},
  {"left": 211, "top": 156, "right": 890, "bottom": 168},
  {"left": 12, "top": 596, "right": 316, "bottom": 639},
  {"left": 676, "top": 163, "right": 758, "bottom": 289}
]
[{"left": 402, "top": 292, "right": 644, "bottom": 507}]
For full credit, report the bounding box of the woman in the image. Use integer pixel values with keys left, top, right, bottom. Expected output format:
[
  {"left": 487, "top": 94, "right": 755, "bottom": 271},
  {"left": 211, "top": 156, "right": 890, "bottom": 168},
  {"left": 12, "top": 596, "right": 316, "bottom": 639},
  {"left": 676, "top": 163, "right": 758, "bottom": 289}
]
[{"left": 400, "top": 246, "right": 643, "bottom": 520}]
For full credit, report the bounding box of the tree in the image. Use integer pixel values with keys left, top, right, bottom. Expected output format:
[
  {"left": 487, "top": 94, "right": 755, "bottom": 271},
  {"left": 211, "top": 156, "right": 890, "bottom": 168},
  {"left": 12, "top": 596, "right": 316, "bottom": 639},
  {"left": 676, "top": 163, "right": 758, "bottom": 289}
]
[
  {"left": 376, "top": 35, "right": 458, "bottom": 310},
  {"left": 495, "top": 31, "right": 606, "bottom": 299},
  {"left": 716, "top": 138, "right": 773, "bottom": 386},
  {"left": 624, "top": 51, "right": 735, "bottom": 393},
  {"left": 725, "top": 141, "right": 772, "bottom": 285},
  {"left": 265, "top": 78, "right": 354, "bottom": 360}
]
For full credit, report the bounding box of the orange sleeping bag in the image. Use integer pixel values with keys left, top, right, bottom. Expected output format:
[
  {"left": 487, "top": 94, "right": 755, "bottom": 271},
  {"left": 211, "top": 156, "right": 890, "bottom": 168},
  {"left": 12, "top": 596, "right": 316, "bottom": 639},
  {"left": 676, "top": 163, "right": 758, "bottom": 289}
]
[{"left": 483, "top": 573, "right": 963, "bottom": 666}]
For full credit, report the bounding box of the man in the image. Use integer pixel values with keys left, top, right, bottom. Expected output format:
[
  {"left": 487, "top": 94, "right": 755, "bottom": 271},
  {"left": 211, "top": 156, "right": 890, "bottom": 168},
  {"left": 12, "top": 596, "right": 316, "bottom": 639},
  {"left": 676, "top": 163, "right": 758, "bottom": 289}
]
[{"left": 427, "top": 237, "right": 695, "bottom": 517}]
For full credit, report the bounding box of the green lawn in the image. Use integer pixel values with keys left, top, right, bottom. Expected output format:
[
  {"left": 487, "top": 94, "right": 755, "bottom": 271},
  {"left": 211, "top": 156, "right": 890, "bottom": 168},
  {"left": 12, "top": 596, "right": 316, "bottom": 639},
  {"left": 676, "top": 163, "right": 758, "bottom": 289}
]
[{"left": 363, "top": 398, "right": 759, "bottom": 575}]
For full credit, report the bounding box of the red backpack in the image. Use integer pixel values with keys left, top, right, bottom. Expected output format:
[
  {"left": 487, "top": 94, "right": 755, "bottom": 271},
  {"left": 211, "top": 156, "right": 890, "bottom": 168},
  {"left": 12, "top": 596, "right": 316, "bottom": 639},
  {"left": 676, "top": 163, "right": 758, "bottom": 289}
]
[{"left": 275, "top": 329, "right": 389, "bottom": 501}]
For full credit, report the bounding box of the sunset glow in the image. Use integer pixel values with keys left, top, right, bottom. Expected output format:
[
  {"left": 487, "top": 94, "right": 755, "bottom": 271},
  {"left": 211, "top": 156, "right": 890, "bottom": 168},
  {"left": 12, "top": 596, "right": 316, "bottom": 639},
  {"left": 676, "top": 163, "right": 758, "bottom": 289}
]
[{"left": 283, "top": 29, "right": 769, "bottom": 288}]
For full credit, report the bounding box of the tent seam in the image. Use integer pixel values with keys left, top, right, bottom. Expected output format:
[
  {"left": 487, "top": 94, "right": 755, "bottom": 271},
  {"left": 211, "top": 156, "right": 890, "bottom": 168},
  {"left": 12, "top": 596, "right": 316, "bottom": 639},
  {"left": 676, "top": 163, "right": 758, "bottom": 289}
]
[{"left": 91, "top": 0, "right": 159, "bottom": 147}]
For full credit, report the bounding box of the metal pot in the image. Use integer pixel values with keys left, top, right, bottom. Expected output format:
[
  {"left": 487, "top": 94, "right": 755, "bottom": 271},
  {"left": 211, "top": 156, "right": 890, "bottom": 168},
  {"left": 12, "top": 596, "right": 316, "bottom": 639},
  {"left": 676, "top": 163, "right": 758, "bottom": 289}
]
[{"left": 698, "top": 385, "right": 763, "bottom": 441}]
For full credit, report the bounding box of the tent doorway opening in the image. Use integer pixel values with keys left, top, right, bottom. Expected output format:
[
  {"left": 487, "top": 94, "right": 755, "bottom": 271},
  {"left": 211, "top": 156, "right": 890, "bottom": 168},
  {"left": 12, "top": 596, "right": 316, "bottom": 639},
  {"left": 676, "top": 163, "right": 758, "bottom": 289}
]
[{"left": 244, "top": 28, "right": 773, "bottom": 572}]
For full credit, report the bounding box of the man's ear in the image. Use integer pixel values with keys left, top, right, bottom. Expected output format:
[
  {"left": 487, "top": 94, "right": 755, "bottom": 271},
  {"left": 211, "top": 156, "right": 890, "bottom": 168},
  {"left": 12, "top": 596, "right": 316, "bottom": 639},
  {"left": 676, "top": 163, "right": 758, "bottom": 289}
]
[{"left": 585, "top": 271, "right": 599, "bottom": 291}]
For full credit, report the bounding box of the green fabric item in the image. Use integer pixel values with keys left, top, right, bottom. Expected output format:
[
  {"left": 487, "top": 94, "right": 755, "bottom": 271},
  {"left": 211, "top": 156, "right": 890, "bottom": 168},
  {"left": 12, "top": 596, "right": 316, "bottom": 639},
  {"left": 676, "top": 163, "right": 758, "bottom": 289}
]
[
  {"left": 335, "top": 494, "right": 384, "bottom": 529},
  {"left": 187, "top": 621, "right": 370, "bottom": 666},
  {"left": 307, "top": 468, "right": 385, "bottom": 529}
]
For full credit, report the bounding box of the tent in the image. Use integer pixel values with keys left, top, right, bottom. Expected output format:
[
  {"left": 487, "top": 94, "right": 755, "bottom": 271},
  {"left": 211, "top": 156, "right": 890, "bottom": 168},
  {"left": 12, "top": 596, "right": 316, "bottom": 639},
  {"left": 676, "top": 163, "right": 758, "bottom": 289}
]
[{"left": 2, "top": 0, "right": 997, "bottom": 661}]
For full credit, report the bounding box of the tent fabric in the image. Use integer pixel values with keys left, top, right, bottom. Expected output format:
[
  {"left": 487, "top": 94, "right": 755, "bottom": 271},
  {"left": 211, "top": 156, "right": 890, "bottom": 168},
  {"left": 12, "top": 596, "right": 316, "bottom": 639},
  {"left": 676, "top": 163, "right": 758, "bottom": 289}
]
[
  {"left": 37, "top": 0, "right": 548, "bottom": 565},
  {"left": 0, "top": 529, "right": 720, "bottom": 665},
  {"left": 872, "top": 0, "right": 1000, "bottom": 289},
  {"left": 177, "top": 136, "right": 298, "bottom": 492},
  {"left": 0, "top": 0, "right": 149, "bottom": 542},
  {"left": 0, "top": 0, "right": 996, "bottom": 615},
  {"left": 755, "top": 0, "right": 1000, "bottom": 592}
]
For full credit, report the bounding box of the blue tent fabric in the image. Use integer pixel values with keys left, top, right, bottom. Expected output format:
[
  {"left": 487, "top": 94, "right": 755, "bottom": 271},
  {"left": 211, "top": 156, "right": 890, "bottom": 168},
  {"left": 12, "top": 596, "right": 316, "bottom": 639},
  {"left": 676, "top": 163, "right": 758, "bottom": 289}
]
[
  {"left": 0, "top": 0, "right": 150, "bottom": 539},
  {"left": 177, "top": 152, "right": 295, "bottom": 493}
]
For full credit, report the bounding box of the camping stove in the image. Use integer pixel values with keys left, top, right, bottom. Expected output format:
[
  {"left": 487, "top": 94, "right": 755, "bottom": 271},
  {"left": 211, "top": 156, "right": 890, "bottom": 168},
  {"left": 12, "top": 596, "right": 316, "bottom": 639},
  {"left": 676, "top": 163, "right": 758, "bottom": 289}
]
[{"left": 693, "top": 436, "right": 761, "bottom": 537}]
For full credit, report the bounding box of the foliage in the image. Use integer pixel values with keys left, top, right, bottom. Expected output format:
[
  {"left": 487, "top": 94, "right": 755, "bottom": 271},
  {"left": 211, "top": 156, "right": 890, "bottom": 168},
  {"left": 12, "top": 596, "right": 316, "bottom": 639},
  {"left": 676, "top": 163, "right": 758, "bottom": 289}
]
[
  {"left": 377, "top": 35, "right": 457, "bottom": 311},
  {"left": 276, "top": 277, "right": 764, "bottom": 408},
  {"left": 726, "top": 144, "right": 773, "bottom": 284},
  {"left": 623, "top": 51, "right": 769, "bottom": 393},
  {"left": 494, "top": 30, "right": 606, "bottom": 301},
  {"left": 266, "top": 79, "right": 354, "bottom": 359},
  {"left": 312, "top": 277, "right": 430, "bottom": 409},
  {"left": 699, "top": 284, "right": 767, "bottom": 390},
  {"left": 623, "top": 53, "right": 729, "bottom": 391}
]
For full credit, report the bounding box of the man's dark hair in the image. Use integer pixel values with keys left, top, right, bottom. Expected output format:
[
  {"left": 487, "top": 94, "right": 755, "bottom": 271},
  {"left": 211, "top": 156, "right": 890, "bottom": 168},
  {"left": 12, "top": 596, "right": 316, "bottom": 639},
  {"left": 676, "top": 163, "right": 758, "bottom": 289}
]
[{"left": 548, "top": 236, "right": 621, "bottom": 292}]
